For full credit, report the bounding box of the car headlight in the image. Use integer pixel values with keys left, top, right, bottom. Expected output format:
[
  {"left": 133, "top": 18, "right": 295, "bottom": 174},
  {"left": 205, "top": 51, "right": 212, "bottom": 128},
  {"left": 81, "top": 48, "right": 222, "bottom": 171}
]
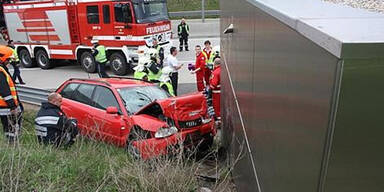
[
  {"left": 155, "top": 126, "right": 178, "bottom": 139},
  {"left": 202, "top": 118, "right": 212, "bottom": 124}
]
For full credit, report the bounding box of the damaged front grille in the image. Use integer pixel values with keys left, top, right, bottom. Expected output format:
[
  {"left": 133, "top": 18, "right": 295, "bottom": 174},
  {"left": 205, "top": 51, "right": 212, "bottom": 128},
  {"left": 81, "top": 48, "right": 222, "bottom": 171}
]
[{"left": 178, "top": 118, "right": 202, "bottom": 129}]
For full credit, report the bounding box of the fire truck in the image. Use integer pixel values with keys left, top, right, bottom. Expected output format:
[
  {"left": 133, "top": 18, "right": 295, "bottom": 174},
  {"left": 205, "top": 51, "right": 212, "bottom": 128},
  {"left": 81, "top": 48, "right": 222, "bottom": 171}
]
[{"left": 1, "top": 0, "right": 172, "bottom": 75}]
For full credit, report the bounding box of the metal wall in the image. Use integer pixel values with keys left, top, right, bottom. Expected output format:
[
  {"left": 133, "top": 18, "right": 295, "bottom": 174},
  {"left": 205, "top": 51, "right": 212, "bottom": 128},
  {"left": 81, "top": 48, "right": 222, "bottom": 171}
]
[{"left": 220, "top": 0, "right": 384, "bottom": 192}]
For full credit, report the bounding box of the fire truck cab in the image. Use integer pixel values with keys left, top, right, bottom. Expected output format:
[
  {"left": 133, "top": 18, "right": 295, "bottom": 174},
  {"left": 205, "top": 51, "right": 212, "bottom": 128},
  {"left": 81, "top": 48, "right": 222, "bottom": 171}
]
[{"left": 2, "top": 0, "right": 172, "bottom": 75}]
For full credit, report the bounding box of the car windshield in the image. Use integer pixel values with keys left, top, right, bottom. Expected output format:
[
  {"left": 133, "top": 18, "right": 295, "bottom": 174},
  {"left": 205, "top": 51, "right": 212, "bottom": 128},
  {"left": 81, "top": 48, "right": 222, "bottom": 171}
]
[
  {"left": 117, "top": 85, "right": 169, "bottom": 114},
  {"left": 133, "top": 1, "right": 169, "bottom": 23}
]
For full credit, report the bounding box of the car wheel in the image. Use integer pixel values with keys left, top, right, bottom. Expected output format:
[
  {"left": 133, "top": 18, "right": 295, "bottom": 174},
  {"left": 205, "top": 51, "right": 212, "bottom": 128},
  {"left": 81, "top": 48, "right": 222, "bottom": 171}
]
[
  {"left": 36, "top": 49, "right": 52, "bottom": 69},
  {"left": 80, "top": 51, "right": 96, "bottom": 73},
  {"left": 19, "top": 49, "right": 35, "bottom": 68},
  {"left": 126, "top": 142, "right": 141, "bottom": 159},
  {"left": 110, "top": 52, "right": 128, "bottom": 76}
]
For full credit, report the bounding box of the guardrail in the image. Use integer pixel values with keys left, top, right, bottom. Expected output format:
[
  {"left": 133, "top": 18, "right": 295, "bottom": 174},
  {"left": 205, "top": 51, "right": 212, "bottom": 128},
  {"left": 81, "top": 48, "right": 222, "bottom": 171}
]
[
  {"left": 169, "top": 10, "right": 220, "bottom": 17},
  {"left": 17, "top": 86, "right": 50, "bottom": 106}
]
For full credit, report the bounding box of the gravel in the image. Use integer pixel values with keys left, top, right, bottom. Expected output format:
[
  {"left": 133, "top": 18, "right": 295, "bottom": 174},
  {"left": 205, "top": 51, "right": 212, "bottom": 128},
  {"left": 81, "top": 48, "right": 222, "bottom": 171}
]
[{"left": 324, "top": 0, "right": 384, "bottom": 13}]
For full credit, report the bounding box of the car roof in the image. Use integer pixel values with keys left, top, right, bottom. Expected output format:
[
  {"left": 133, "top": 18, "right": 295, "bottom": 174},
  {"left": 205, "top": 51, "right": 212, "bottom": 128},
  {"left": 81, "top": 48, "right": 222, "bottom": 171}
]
[{"left": 67, "top": 78, "right": 154, "bottom": 89}]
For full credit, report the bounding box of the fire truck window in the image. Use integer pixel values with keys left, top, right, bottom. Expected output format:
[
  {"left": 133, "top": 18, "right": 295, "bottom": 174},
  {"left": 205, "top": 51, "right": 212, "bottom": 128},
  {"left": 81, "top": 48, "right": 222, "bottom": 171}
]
[
  {"left": 93, "top": 86, "right": 120, "bottom": 112},
  {"left": 103, "top": 5, "right": 110, "bottom": 24},
  {"left": 114, "top": 4, "right": 132, "bottom": 23},
  {"left": 87, "top": 5, "right": 99, "bottom": 24}
]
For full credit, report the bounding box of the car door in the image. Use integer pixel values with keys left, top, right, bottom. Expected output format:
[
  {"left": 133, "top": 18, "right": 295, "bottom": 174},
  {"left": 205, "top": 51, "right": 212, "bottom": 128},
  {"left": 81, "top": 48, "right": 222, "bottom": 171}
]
[
  {"left": 91, "top": 85, "right": 125, "bottom": 144},
  {"left": 65, "top": 83, "right": 96, "bottom": 135}
]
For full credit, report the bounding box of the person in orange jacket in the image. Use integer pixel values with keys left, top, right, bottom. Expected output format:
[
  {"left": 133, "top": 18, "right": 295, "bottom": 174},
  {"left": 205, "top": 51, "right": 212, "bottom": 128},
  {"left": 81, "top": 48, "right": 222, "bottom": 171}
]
[
  {"left": 0, "top": 45, "right": 22, "bottom": 142},
  {"left": 210, "top": 57, "right": 221, "bottom": 120},
  {"left": 191, "top": 45, "right": 206, "bottom": 92}
]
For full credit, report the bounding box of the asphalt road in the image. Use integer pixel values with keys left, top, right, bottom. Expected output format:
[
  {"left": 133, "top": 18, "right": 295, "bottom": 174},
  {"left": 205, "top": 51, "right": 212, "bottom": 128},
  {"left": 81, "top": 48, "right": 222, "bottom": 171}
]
[{"left": 10, "top": 19, "right": 220, "bottom": 95}]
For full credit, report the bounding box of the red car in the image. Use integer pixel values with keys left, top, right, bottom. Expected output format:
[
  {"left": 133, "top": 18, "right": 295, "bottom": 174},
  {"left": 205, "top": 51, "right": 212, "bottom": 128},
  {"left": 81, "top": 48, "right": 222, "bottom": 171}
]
[{"left": 56, "top": 77, "right": 215, "bottom": 159}]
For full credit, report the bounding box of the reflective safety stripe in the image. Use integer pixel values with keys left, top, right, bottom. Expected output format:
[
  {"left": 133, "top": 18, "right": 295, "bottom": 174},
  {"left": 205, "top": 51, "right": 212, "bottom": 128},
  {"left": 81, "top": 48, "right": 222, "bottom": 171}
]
[
  {"left": 0, "top": 106, "right": 21, "bottom": 115},
  {"left": 5, "top": 132, "right": 18, "bottom": 137},
  {"left": 35, "top": 125, "right": 47, "bottom": 132},
  {"left": 3, "top": 95, "right": 13, "bottom": 101},
  {"left": 35, "top": 131, "right": 47, "bottom": 137},
  {"left": 212, "top": 90, "right": 221, "bottom": 94},
  {"left": 35, "top": 116, "right": 59, "bottom": 125},
  {"left": 0, "top": 67, "right": 18, "bottom": 107}
]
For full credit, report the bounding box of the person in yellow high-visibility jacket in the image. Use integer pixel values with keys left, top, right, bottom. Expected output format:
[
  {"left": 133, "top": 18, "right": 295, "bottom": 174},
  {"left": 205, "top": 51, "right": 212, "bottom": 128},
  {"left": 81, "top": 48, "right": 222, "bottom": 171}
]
[
  {"left": 91, "top": 39, "right": 109, "bottom": 78},
  {"left": 7, "top": 40, "right": 25, "bottom": 84}
]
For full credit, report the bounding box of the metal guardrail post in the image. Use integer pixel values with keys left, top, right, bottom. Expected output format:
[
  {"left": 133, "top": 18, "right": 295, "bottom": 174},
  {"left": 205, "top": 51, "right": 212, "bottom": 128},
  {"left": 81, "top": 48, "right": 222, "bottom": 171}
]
[{"left": 202, "top": 0, "right": 205, "bottom": 23}]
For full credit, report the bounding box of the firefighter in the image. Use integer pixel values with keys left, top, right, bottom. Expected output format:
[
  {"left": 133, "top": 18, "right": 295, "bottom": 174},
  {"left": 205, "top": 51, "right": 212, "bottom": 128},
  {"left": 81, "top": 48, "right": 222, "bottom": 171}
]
[
  {"left": 190, "top": 45, "right": 206, "bottom": 92},
  {"left": 159, "top": 66, "right": 175, "bottom": 97},
  {"left": 133, "top": 63, "right": 148, "bottom": 81},
  {"left": 0, "top": 45, "right": 22, "bottom": 143},
  {"left": 146, "top": 48, "right": 161, "bottom": 83},
  {"left": 35, "top": 93, "right": 78, "bottom": 148},
  {"left": 151, "top": 38, "right": 164, "bottom": 67},
  {"left": 8, "top": 40, "right": 25, "bottom": 84},
  {"left": 91, "top": 39, "right": 109, "bottom": 78},
  {"left": 210, "top": 57, "right": 221, "bottom": 121},
  {"left": 202, "top": 40, "right": 215, "bottom": 86},
  {"left": 177, "top": 18, "right": 190, "bottom": 51}
]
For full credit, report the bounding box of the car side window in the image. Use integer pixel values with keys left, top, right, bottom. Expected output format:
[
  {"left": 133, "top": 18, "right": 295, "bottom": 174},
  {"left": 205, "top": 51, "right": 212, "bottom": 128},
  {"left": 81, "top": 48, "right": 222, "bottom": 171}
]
[
  {"left": 72, "top": 84, "right": 96, "bottom": 106},
  {"left": 60, "top": 83, "right": 80, "bottom": 99},
  {"left": 93, "top": 86, "right": 120, "bottom": 111}
]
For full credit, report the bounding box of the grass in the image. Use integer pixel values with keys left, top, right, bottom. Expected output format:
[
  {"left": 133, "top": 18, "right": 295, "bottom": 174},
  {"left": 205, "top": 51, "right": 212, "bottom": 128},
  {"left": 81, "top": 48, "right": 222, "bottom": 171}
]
[
  {"left": 0, "top": 110, "right": 235, "bottom": 192},
  {"left": 167, "top": 0, "right": 220, "bottom": 12}
]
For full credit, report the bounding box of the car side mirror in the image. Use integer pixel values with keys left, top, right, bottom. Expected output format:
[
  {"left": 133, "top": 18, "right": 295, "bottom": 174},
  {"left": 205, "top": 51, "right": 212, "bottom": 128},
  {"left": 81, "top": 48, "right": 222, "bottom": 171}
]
[{"left": 106, "top": 106, "right": 118, "bottom": 114}]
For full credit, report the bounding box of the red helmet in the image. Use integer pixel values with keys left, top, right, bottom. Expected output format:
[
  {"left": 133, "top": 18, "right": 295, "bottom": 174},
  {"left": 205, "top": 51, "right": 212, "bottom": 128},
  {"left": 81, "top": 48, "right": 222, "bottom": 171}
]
[{"left": 0, "top": 45, "right": 13, "bottom": 63}]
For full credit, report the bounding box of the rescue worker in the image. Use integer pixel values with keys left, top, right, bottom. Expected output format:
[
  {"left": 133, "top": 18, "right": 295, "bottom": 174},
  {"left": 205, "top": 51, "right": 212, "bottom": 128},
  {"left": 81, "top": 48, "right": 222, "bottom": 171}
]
[
  {"left": 0, "top": 45, "right": 22, "bottom": 142},
  {"left": 8, "top": 40, "right": 25, "bottom": 84},
  {"left": 91, "top": 39, "right": 109, "bottom": 78},
  {"left": 159, "top": 66, "right": 175, "bottom": 97},
  {"left": 210, "top": 57, "right": 221, "bottom": 121},
  {"left": 146, "top": 48, "right": 161, "bottom": 83},
  {"left": 166, "top": 47, "right": 183, "bottom": 96},
  {"left": 133, "top": 63, "right": 149, "bottom": 81},
  {"left": 150, "top": 38, "right": 164, "bottom": 67},
  {"left": 177, "top": 18, "right": 190, "bottom": 51},
  {"left": 35, "top": 93, "right": 78, "bottom": 147},
  {"left": 202, "top": 40, "right": 215, "bottom": 86},
  {"left": 191, "top": 45, "right": 206, "bottom": 92}
]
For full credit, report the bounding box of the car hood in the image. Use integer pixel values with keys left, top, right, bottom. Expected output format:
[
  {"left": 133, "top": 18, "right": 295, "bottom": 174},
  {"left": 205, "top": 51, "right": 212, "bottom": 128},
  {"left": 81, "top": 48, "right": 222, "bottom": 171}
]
[
  {"left": 135, "top": 92, "right": 208, "bottom": 121},
  {"left": 131, "top": 114, "right": 168, "bottom": 132}
]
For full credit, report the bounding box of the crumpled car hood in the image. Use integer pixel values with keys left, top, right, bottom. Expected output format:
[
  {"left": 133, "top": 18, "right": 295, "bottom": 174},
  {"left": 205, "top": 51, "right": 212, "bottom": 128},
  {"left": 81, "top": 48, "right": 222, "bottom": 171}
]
[
  {"left": 136, "top": 92, "right": 208, "bottom": 121},
  {"left": 131, "top": 114, "right": 167, "bottom": 132}
]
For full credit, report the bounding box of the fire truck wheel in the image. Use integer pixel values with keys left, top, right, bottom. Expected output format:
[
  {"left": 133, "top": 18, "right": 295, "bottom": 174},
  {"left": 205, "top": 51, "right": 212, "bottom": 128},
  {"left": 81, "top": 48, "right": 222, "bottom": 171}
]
[
  {"left": 19, "top": 49, "right": 35, "bottom": 68},
  {"left": 80, "top": 51, "right": 96, "bottom": 73},
  {"left": 110, "top": 52, "right": 128, "bottom": 76},
  {"left": 36, "top": 50, "right": 52, "bottom": 69}
]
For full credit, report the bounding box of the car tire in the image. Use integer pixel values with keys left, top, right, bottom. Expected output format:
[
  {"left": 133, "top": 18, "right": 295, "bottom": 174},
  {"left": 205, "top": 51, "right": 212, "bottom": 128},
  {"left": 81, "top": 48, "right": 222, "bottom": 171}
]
[
  {"left": 36, "top": 49, "right": 52, "bottom": 69},
  {"left": 110, "top": 52, "right": 128, "bottom": 76},
  {"left": 19, "top": 49, "right": 35, "bottom": 68},
  {"left": 80, "top": 51, "right": 96, "bottom": 73},
  {"left": 126, "top": 142, "right": 141, "bottom": 159}
]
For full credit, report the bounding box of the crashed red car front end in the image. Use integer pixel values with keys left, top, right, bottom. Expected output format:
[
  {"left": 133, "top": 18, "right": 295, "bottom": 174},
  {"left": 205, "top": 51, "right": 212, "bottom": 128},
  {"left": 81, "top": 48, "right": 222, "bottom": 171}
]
[
  {"left": 131, "top": 94, "right": 216, "bottom": 159},
  {"left": 57, "top": 78, "right": 215, "bottom": 159}
]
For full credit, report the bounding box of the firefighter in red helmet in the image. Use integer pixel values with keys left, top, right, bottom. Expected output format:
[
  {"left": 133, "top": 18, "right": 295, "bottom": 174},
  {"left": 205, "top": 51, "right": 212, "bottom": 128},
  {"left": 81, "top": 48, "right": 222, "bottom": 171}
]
[{"left": 0, "top": 45, "right": 22, "bottom": 143}]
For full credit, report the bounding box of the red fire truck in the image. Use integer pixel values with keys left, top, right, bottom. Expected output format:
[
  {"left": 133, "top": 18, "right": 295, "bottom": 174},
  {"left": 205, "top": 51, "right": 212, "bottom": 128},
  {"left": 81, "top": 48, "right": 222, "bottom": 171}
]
[{"left": 2, "top": 0, "right": 172, "bottom": 75}]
